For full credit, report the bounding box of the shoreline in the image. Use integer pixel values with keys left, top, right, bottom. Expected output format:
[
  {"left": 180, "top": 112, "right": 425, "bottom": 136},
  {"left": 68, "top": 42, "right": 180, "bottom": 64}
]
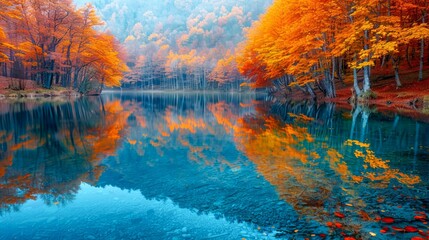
[{"left": 1, "top": 86, "right": 427, "bottom": 122}]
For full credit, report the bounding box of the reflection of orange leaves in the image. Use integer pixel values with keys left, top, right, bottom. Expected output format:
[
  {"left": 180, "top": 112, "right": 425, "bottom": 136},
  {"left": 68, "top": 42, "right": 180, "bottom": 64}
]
[
  {"left": 366, "top": 169, "right": 420, "bottom": 188},
  {"left": 0, "top": 154, "right": 13, "bottom": 178},
  {"left": 396, "top": 173, "right": 421, "bottom": 185},
  {"left": 84, "top": 166, "right": 106, "bottom": 186},
  {"left": 0, "top": 174, "right": 39, "bottom": 205},
  {"left": 150, "top": 138, "right": 165, "bottom": 148},
  {"left": 164, "top": 109, "right": 206, "bottom": 134},
  {"left": 345, "top": 139, "right": 370, "bottom": 148},
  {"left": 351, "top": 176, "right": 364, "bottom": 183},
  {"left": 135, "top": 115, "right": 147, "bottom": 128},
  {"left": 310, "top": 151, "right": 320, "bottom": 159},
  {"left": 327, "top": 149, "right": 343, "bottom": 163},
  {"left": 337, "top": 162, "right": 349, "bottom": 177},
  {"left": 239, "top": 102, "right": 254, "bottom": 108},
  {"left": 354, "top": 150, "right": 365, "bottom": 158},
  {"left": 208, "top": 102, "right": 236, "bottom": 133},
  {"left": 105, "top": 100, "right": 124, "bottom": 113},
  {"left": 364, "top": 150, "right": 389, "bottom": 169},
  {"left": 128, "top": 139, "right": 137, "bottom": 145},
  {"left": 89, "top": 101, "right": 130, "bottom": 161},
  {"left": 288, "top": 113, "right": 314, "bottom": 123},
  {"left": 10, "top": 138, "right": 39, "bottom": 151}
]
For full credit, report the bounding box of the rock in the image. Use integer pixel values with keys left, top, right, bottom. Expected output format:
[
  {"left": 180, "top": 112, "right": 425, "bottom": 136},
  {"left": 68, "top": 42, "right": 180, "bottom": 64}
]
[{"left": 181, "top": 227, "right": 188, "bottom": 233}]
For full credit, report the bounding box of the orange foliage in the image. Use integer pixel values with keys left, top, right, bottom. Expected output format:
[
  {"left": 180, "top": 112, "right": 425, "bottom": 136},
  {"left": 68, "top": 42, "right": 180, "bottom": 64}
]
[
  {"left": 238, "top": 0, "right": 429, "bottom": 95},
  {"left": 0, "top": 1, "right": 127, "bottom": 89}
]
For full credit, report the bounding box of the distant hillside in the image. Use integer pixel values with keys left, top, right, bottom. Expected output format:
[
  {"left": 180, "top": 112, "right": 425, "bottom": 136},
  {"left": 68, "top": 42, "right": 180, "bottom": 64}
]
[{"left": 73, "top": 0, "right": 272, "bottom": 90}]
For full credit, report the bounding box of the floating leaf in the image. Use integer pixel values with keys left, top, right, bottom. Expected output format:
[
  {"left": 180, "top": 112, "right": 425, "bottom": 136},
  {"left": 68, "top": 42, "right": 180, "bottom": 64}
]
[
  {"left": 391, "top": 226, "right": 404, "bottom": 232},
  {"left": 404, "top": 226, "right": 418, "bottom": 233},
  {"left": 381, "top": 217, "right": 395, "bottom": 224},
  {"left": 334, "top": 212, "right": 345, "bottom": 218},
  {"left": 380, "top": 227, "right": 389, "bottom": 234},
  {"left": 344, "top": 237, "right": 356, "bottom": 240},
  {"left": 414, "top": 215, "right": 427, "bottom": 222}
]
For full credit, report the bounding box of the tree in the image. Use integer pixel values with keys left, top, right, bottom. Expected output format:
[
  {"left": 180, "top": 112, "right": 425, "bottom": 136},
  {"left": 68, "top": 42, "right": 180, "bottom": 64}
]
[
  {"left": 238, "top": 0, "right": 429, "bottom": 98},
  {"left": 0, "top": 1, "right": 127, "bottom": 92}
]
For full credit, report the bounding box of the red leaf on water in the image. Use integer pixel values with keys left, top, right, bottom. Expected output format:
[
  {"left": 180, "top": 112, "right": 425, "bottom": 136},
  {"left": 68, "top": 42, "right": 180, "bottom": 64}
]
[
  {"left": 381, "top": 217, "right": 395, "bottom": 224},
  {"left": 344, "top": 237, "right": 356, "bottom": 240},
  {"left": 335, "top": 212, "right": 345, "bottom": 218},
  {"left": 327, "top": 222, "right": 334, "bottom": 228},
  {"left": 319, "top": 233, "right": 327, "bottom": 238},
  {"left": 414, "top": 215, "right": 427, "bottom": 222},
  {"left": 335, "top": 222, "right": 343, "bottom": 228},
  {"left": 411, "top": 237, "right": 425, "bottom": 240},
  {"left": 404, "top": 226, "right": 419, "bottom": 233},
  {"left": 418, "top": 230, "right": 428, "bottom": 237},
  {"left": 392, "top": 226, "right": 405, "bottom": 232},
  {"left": 380, "top": 226, "right": 389, "bottom": 234}
]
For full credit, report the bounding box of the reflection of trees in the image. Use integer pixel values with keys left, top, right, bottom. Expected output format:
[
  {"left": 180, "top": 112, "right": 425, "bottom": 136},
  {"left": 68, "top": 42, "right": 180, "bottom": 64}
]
[
  {"left": 234, "top": 101, "right": 427, "bottom": 237},
  {"left": 114, "top": 93, "right": 257, "bottom": 170},
  {"left": 0, "top": 98, "right": 129, "bottom": 213},
  {"left": 94, "top": 94, "right": 427, "bottom": 238}
]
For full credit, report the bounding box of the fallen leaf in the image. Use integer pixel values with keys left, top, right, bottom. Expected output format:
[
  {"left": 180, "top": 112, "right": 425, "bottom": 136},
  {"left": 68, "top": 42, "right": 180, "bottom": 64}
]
[
  {"left": 381, "top": 217, "right": 395, "bottom": 224},
  {"left": 380, "top": 226, "right": 389, "bottom": 234},
  {"left": 404, "top": 226, "right": 418, "bottom": 233},
  {"left": 392, "top": 226, "right": 404, "bottom": 232},
  {"left": 369, "top": 232, "right": 376, "bottom": 236},
  {"left": 335, "top": 212, "right": 345, "bottom": 218},
  {"left": 414, "top": 215, "right": 427, "bottom": 222},
  {"left": 418, "top": 230, "right": 428, "bottom": 237}
]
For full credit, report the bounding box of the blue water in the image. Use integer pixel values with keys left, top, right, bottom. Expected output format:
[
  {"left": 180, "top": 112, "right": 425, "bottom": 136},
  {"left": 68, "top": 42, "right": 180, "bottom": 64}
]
[{"left": 0, "top": 93, "right": 428, "bottom": 239}]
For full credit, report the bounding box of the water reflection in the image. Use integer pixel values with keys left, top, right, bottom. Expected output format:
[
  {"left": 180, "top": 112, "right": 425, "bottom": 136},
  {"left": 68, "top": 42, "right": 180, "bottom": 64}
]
[
  {"left": 0, "top": 98, "right": 129, "bottom": 213},
  {"left": 0, "top": 94, "right": 428, "bottom": 239}
]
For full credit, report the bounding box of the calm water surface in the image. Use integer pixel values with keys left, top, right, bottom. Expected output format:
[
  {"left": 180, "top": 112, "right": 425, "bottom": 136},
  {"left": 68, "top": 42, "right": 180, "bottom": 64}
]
[{"left": 0, "top": 93, "right": 428, "bottom": 240}]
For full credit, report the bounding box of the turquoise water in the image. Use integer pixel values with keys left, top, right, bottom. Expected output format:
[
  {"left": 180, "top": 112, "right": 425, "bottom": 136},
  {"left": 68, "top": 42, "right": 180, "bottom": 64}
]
[{"left": 0, "top": 93, "right": 428, "bottom": 239}]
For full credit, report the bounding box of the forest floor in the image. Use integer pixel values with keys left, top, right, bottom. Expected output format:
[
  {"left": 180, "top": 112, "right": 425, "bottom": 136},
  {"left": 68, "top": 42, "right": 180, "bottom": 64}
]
[
  {"left": 0, "top": 76, "right": 81, "bottom": 99},
  {"left": 328, "top": 68, "right": 429, "bottom": 121}
]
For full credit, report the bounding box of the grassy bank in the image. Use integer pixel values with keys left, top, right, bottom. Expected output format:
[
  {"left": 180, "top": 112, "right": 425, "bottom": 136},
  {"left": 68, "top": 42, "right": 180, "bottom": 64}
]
[{"left": 0, "top": 76, "right": 82, "bottom": 99}]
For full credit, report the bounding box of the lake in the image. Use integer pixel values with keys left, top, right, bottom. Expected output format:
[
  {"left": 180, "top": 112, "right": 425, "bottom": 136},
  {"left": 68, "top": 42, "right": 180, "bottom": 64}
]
[{"left": 0, "top": 92, "right": 428, "bottom": 239}]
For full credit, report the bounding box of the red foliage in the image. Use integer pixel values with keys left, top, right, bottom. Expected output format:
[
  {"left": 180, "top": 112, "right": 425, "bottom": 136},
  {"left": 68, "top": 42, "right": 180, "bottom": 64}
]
[{"left": 381, "top": 217, "right": 395, "bottom": 224}]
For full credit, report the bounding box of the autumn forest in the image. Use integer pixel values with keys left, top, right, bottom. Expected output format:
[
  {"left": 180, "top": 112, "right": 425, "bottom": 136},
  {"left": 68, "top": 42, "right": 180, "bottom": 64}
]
[
  {"left": 1, "top": 0, "right": 429, "bottom": 239},
  {"left": 1, "top": 0, "right": 429, "bottom": 100}
]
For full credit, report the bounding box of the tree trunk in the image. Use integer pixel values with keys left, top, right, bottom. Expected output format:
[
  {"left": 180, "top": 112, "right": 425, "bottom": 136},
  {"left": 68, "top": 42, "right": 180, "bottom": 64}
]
[
  {"left": 353, "top": 67, "right": 362, "bottom": 96},
  {"left": 419, "top": 10, "right": 426, "bottom": 81},
  {"left": 363, "top": 30, "right": 371, "bottom": 92}
]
